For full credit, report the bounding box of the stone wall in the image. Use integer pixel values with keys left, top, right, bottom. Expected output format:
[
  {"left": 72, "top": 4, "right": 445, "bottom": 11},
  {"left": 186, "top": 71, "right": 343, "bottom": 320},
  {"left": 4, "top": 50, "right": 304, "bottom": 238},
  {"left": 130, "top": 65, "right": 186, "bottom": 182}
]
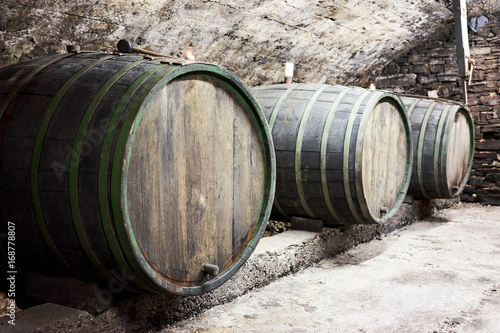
[{"left": 370, "top": 13, "right": 500, "bottom": 205}]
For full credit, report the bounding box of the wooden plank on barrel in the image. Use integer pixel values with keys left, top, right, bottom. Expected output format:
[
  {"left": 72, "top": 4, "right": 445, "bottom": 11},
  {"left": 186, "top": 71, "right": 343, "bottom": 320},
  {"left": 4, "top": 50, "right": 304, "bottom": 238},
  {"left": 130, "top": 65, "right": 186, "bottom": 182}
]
[
  {"left": 126, "top": 83, "right": 176, "bottom": 278},
  {"left": 0, "top": 54, "right": 72, "bottom": 120},
  {"left": 232, "top": 88, "right": 265, "bottom": 255},
  {"left": 183, "top": 75, "right": 217, "bottom": 281},
  {"left": 213, "top": 78, "right": 235, "bottom": 273},
  {"left": 381, "top": 100, "right": 407, "bottom": 217}
]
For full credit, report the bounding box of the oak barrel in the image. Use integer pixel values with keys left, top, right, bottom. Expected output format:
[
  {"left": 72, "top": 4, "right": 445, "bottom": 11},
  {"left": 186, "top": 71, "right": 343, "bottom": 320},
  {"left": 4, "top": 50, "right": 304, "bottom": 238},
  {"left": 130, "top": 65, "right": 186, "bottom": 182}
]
[
  {"left": 400, "top": 96, "right": 474, "bottom": 199},
  {"left": 252, "top": 84, "right": 413, "bottom": 225},
  {"left": 0, "top": 52, "right": 275, "bottom": 295}
]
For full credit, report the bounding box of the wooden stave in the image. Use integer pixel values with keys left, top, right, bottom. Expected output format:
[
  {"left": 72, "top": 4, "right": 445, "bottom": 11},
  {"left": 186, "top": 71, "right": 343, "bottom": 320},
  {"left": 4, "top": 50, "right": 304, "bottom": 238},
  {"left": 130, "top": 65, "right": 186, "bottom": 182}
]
[
  {"left": 0, "top": 52, "right": 275, "bottom": 295},
  {"left": 252, "top": 84, "right": 412, "bottom": 226},
  {"left": 401, "top": 95, "right": 474, "bottom": 200}
]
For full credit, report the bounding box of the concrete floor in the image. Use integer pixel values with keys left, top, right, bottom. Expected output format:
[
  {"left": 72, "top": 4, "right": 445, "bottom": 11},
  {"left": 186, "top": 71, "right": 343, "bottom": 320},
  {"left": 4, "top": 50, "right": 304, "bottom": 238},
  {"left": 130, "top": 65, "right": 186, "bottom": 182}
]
[{"left": 163, "top": 203, "right": 500, "bottom": 333}]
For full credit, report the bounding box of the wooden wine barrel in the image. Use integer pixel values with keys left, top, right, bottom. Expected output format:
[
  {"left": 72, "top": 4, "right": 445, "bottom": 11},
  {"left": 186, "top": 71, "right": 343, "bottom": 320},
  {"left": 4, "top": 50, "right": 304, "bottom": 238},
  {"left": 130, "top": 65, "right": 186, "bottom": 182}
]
[
  {"left": 0, "top": 52, "right": 275, "bottom": 295},
  {"left": 252, "top": 84, "right": 413, "bottom": 225},
  {"left": 400, "top": 95, "right": 474, "bottom": 200}
]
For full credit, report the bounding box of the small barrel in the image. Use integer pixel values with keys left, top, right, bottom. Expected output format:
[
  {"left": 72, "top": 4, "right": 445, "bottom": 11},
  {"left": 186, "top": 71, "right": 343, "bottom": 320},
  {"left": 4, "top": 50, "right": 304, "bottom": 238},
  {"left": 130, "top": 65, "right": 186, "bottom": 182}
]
[
  {"left": 252, "top": 84, "right": 413, "bottom": 225},
  {"left": 0, "top": 52, "right": 275, "bottom": 295},
  {"left": 400, "top": 95, "right": 474, "bottom": 199}
]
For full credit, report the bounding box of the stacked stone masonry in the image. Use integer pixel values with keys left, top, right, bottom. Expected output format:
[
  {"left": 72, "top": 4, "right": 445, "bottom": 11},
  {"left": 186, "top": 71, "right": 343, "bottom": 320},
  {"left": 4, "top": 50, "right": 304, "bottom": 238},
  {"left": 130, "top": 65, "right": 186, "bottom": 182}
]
[{"left": 371, "top": 14, "right": 500, "bottom": 206}]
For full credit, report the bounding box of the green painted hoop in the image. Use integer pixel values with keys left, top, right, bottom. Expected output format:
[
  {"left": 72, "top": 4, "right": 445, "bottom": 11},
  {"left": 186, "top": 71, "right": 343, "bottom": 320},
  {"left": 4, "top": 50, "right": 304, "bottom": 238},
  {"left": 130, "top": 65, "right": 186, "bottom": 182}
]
[
  {"left": 440, "top": 105, "right": 475, "bottom": 198},
  {"left": 112, "top": 63, "right": 275, "bottom": 295}
]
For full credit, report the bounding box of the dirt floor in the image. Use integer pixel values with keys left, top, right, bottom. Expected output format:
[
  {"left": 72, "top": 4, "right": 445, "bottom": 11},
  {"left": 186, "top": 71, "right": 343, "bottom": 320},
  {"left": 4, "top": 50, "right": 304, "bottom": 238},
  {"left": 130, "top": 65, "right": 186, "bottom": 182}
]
[{"left": 163, "top": 202, "right": 500, "bottom": 333}]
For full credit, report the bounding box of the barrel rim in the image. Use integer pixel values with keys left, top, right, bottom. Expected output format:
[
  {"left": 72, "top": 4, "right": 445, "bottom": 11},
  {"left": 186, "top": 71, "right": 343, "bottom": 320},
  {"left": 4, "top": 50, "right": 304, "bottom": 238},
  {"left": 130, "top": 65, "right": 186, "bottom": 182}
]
[
  {"left": 441, "top": 105, "right": 475, "bottom": 198},
  {"left": 356, "top": 92, "right": 414, "bottom": 224},
  {"left": 114, "top": 62, "right": 276, "bottom": 295}
]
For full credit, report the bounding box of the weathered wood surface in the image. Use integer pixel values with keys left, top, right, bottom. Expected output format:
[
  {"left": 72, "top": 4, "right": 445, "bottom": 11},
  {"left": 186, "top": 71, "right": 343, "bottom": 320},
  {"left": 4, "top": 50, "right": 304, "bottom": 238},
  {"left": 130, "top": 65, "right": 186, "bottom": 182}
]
[
  {"left": 401, "top": 95, "right": 474, "bottom": 199},
  {"left": 252, "top": 84, "right": 412, "bottom": 226},
  {"left": 0, "top": 52, "right": 275, "bottom": 295},
  {"left": 126, "top": 74, "right": 266, "bottom": 288}
]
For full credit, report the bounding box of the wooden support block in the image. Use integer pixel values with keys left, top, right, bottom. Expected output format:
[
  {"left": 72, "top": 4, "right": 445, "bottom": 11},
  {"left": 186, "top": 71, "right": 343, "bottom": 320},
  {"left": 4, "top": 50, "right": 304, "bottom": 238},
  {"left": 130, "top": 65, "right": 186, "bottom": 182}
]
[
  {"left": 403, "top": 195, "right": 414, "bottom": 204},
  {"left": 290, "top": 216, "right": 324, "bottom": 232}
]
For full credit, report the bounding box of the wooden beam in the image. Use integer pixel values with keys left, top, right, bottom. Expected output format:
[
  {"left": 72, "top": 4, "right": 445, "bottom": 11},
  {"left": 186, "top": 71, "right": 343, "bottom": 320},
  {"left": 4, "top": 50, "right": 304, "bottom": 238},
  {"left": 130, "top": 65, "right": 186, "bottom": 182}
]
[{"left": 453, "top": 0, "right": 470, "bottom": 78}]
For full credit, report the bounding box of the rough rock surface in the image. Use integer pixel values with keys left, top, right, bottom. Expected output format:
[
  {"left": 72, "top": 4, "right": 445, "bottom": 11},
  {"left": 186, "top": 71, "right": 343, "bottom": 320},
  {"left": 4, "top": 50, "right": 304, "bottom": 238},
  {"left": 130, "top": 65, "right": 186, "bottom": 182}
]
[{"left": 1, "top": 0, "right": 455, "bottom": 87}]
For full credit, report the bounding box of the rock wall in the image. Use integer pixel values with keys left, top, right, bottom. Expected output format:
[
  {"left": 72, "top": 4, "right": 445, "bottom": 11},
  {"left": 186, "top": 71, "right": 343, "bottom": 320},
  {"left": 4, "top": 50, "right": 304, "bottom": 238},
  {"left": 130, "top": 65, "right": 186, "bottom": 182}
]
[
  {"left": 370, "top": 12, "right": 500, "bottom": 205},
  {"left": 1, "top": 0, "right": 453, "bottom": 86}
]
